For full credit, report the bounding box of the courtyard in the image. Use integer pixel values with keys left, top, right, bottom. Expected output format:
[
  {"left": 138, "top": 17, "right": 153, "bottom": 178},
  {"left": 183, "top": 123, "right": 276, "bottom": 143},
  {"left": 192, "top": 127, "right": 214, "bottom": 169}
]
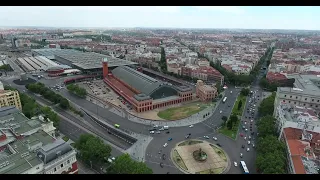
[{"left": 171, "top": 140, "right": 229, "bottom": 174}]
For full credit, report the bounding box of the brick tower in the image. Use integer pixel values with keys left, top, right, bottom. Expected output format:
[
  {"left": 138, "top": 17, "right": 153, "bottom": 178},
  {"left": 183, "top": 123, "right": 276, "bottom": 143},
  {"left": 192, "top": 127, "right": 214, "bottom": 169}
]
[{"left": 102, "top": 58, "right": 109, "bottom": 78}]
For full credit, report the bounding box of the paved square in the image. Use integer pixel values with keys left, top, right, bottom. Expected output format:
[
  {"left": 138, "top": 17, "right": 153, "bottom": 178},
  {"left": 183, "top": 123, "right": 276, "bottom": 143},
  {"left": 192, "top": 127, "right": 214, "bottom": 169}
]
[{"left": 175, "top": 142, "right": 227, "bottom": 174}]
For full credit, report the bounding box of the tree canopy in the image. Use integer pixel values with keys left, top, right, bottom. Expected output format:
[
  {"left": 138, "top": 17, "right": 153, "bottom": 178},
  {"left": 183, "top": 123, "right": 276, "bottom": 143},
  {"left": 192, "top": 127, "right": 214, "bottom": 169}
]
[
  {"left": 258, "top": 92, "right": 276, "bottom": 116},
  {"left": 75, "top": 134, "right": 112, "bottom": 164},
  {"left": 256, "top": 115, "right": 277, "bottom": 138},
  {"left": 108, "top": 154, "right": 153, "bottom": 174},
  {"left": 240, "top": 88, "right": 250, "bottom": 96},
  {"left": 67, "top": 84, "right": 87, "bottom": 98}
]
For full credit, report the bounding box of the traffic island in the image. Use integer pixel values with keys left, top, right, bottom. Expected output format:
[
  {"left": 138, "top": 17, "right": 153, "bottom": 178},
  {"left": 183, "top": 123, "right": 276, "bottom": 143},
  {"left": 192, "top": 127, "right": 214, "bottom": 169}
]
[{"left": 171, "top": 140, "right": 229, "bottom": 174}]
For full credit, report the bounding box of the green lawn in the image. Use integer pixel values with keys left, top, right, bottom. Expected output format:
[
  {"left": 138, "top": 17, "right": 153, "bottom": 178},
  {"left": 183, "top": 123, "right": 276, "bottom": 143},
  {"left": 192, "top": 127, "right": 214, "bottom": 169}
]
[
  {"left": 231, "top": 95, "right": 247, "bottom": 116},
  {"left": 219, "top": 94, "right": 247, "bottom": 140},
  {"left": 172, "top": 149, "right": 188, "bottom": 171},
  {"left": 62, "top": 136, "right": 70, "bottom": 142},
  {"left": 158, "top": 102, "right": 215, "bottom": 120}
]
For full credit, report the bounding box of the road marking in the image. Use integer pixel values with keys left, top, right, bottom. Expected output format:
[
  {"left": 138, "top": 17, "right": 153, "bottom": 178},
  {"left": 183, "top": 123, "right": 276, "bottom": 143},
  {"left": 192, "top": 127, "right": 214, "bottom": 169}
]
[{"left": 145, "top": 160, "right": 177, "bottom": 168}]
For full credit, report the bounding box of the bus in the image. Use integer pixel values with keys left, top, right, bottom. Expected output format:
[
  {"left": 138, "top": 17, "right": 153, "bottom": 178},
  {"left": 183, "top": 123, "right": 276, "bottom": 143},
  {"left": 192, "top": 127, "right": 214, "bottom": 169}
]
[
  {"left": 114, "top": 124, "right": 120, "bottom": 128},
  {"left": 240, "top": 161, "right": 249, "bottom": 174},
  {"left": 222, "top": 97, "right": 227, "bottom": 103}
]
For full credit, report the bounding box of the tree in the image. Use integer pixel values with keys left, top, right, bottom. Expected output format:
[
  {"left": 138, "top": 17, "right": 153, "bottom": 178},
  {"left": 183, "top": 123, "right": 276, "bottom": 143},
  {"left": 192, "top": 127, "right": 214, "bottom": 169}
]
[
  {"left": 226, "top": 120, "right": 233, "bottom": 130},
  {"left": 256, "top": 135, "right": 286, "bottom": 155},
  {"left": 256, "top": 151, "right": 286, "bottom": 174},
  {"left": 258, "top": 92, "right": 276, "bottom": 116},
  {"left": 59, "top": 98, "right": 70, "bottom": 109},
  {"left": 240, "top": 88, "right": 250, "bottom": 96},
  {"left": 229, "top": 114, "right": 238, "bottom": 123},
  {"left": 256, "top": 116, "right": 277, "bottom": 138},
  {"left": 107, "top": 154, "right": 152, "bottom": 174},
  {"left": 75, "top": 134, "right": 112, "bottom": 164},
  {"left": 238, "top": 100, "right": 243, "bottom": 110}
]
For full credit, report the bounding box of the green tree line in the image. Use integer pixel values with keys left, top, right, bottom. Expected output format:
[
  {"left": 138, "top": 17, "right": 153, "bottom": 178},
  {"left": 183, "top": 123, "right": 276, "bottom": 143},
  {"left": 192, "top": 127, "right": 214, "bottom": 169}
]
[{"left": 255, "top": 92, "right": 287, "bottom": 174}]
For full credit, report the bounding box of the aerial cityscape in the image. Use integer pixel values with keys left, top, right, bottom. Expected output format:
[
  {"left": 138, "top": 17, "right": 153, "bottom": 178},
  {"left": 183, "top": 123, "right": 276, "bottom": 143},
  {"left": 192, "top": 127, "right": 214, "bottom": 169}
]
[{"left": 0, "top": 6, "right": 319, "bottom": 174}]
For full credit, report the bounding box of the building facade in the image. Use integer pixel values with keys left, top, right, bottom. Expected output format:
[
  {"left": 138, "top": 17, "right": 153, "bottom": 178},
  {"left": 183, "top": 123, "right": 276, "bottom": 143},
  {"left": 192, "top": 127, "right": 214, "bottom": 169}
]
[
  {"left": 0, "top": 90, "right": 22, "bottom": 111},
  {"left": 196, "top": 80, "right": 218, "bottom": 101}
]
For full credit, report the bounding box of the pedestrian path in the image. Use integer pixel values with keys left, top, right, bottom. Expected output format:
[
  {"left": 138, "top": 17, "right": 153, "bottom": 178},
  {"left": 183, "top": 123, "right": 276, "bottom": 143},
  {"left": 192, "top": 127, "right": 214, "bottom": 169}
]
[{"left": 125, "top": 133, "right": 153, "bottom": 162}]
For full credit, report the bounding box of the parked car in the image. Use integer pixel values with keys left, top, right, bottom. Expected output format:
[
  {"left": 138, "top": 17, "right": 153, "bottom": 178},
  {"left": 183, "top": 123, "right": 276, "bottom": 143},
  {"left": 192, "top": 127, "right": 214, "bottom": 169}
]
[
  {"left": 150, "top": 131, "right": 155, "bottom": 134},
  {"left": 213, "top": 137, "right": 218, "bottom": 141},
  {"left": 189, "top": 125, "right": 194, "bottom": 128}
]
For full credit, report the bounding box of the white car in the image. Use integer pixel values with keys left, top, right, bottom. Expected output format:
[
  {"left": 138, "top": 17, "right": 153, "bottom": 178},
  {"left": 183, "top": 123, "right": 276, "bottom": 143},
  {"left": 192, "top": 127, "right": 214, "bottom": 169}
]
[
  {"left": 220, "top": 110, "right": 222, "bottom": 114},
  {"left": 213, "top": 137, "right": 218, "bottom": 141},
  {"left": 150, "top": 131, "right": 155, "bottom": 134},
  {"left": 244, "top": 136, "right": 247, "bottom": 140},
  {"left": 234, "top": 162, "right": 238, "bottom": 166},
  {"left": 250, "top": 119, "right": 253, "bottom": 122},
  {"left": 245, "top": 129, "right": 248, "bottom": 132},
  {"left": 248, "top": 141, "right": 251, "bottom": 145},
  {"left": 163, "top": 143, "right": 168, "bottom": 147},
  {"left": 189, "top": 125, "right": 194, "bottom": 128},
  {"left": 230, "top": 91, "right": 233, "bottom": 94},
  {"left": 247, "top": 148, "right": 250, "bottom": 152},
  {"left": 252, "top": 144, "right": 255, "bottom": 148},
  {"left": 156, "top": 131, "right": 161, "bottom": 134},
  {"left": 204, "top": 136, "right": 209, "bottom": 139},
  {"left": 240, "top": 153, "right": 243, "bottom": 158}
]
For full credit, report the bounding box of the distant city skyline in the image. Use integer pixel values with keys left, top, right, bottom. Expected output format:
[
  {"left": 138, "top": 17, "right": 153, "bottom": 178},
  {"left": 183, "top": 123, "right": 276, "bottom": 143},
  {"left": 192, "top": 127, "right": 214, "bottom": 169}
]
[{"left": 0, "top": 6, "right": 319, "bottom": 30}]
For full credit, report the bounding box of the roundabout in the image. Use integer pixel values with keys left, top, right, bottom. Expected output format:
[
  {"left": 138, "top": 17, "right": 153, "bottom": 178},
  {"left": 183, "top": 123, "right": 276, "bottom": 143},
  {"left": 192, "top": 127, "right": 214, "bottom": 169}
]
[{"left": 171, "top": 139, "right": 229, "bottom": 174}]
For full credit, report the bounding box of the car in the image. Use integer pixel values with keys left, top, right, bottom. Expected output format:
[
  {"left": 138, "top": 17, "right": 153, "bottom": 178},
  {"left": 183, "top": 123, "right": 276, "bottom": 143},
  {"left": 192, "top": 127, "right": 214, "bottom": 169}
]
[
  {"left": 230, "top": 91, "right": 233, "bottom": 94},
  {"left": 247, "top": 148, "right": 250, "bottom": 152},
  {"left": 220, "top": 110, "right": 222, "bottom": 114},
  {"left": 150, "top": 131, "right": 155, "bottom": 134},
  {"left": 240, "top": 153, "right": 243, "bottom": 158},
  {"left": 251, "top": 132, "right": 254, "bottom": 135},
  {"left": 168, "top": 138, "right": 173, "bottom": 141},
  {"left": 228, "top": 105, "right": 231, "bottom": 107},
  {"left": 189, "top": 125, "right": 194, "bottom": 128},
  {"left": 204, "top": 136, "right": 209, "bottom": 139},
  {"left": 153, "top": 125, "right": 158, "bottom": 128},
  {"left": 216, "top": 143, "right": 221, "bottom": 147},
  {"left": 163, "top": 143, "right": 168, "bottom": 147},
  {"left": 245, "top": 129, "right": 248, "bottom": 132},
  {"left": 252, "top": 144, "right": 255, "bottom": 148},
  {"left": 248, "top": 141, "right": 251, "bottom": 145},
  {"left": 250, "top": 119, "right": 254, "bottom": 122},
  {"left": 244, "top": 136, "right": 247, "bottom": 140},
  {"left": 249, "top": 136, "right": 251, "bottom": 140},
  {"left": 244, "top": 122, "right": 247, "bottom": 125},
  {"left": 111, "top": 157, "right": 116, "bottom": 161},
  {"left": 242, "top": 145, "right": 245, "bottom": 148},
  {"left": 156, "top": 131, "right": 161, "bottom": 134},
  {"left": 234, "top": 162, "right": 238, "bottom": 167},
  {"left": 242, "top": 126, "right": 245, "bottom": 129},
  {"left": 159, "top": 127, "right": 164, "bottom": 131},
  {"left": 166, "top": 131, "right": 170, "bottom": 134},
  {"left": 240, "top": 133, "right": 244, "bottom": 137},
  {"left": 213, "top": 137, "right": 218, "bottom": 141},
  {"left": 185, "top": 134, "right": 191, "bottom": 139},
  {"left": 158, "top": 150, "right": 162, "bottom": 154}
]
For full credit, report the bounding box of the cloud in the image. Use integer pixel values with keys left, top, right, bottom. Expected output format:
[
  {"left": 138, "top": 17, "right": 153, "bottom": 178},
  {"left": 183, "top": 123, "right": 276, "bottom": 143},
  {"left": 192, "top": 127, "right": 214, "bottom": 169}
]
[{"left": 194, "top": 6, "right": 245, "bottom": 14}]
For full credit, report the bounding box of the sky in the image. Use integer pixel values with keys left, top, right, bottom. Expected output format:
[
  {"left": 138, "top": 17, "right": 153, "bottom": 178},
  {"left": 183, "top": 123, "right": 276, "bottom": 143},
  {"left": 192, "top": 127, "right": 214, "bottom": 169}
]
[{"left": 0, "top": 6, "right": 320, "bottom": 30}]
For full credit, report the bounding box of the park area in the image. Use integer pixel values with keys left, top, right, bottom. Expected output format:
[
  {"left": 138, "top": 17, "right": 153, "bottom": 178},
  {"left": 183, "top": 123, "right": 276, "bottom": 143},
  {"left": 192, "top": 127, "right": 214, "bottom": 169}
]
[
  {"left": 219, "top": 94, "right": 247, "bottom": 139},
  {"left": 157, "top": 102, "right": 214, "bottom": 120},
  {"left": 171, "top": 140, "right": 228, "bottom": 174}
]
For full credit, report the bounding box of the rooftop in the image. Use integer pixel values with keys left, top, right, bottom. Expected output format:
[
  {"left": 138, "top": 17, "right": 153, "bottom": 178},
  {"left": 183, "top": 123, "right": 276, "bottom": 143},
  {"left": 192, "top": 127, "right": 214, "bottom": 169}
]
[{"left": 33, "top": 49, "right": 137, "bottom": 69}]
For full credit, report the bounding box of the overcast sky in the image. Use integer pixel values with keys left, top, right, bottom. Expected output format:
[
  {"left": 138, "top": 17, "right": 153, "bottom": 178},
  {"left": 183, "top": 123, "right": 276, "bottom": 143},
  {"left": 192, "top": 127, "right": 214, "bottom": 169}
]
[{"left": 0, "top": 6, "right": 319, "bottom": 30}]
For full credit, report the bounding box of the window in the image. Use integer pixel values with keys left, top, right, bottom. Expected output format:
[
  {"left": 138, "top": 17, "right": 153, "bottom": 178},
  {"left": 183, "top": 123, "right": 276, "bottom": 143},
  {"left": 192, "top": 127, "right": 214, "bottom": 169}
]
[
  {"left": 316, "top": 105, "right": 318, "bottom": 108},
  {"left": 303, "top": 104, "right": 306, "bottom": 106},
  {"left": 296, "top": 96, "right": 298, "bottom": 99},
  {"left": 318, "top": 100, "right": 320, "bottom": 102},
  {"left": 310, "top": 105, "right": 313, "bottom": 107},
  {"left": 61, "top": 164, "right": 64, "bottom": 168},
  {"left": 54, "top": 167, "right": 57, "bottom": 172},
  {"left": 284, "top": 95, "right": 287, "bottom": 97},
  {"left": 283, "top": 100, "right": 286, "bottom": 102},
  {"left": 312, "top": 99, "right": 314, "bottom": 102},
  {"left": 294, "top": 102, "right": 296, "bottom": 104},
  {"left": 289, "top": 101, "right": 291, "bottom": 103},
  {"left": 67, "top": 160, "right": 70, "bottom": 164},
  {"left": 305, "top": 98, "right": 307, "bottom": 100},
  {"left": 290, "top": 96, "right": 292, "bottom": 98}
]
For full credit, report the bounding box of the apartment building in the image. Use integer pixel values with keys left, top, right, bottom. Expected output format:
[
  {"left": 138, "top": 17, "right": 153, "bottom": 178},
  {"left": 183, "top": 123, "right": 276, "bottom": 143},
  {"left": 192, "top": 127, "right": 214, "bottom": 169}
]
[
  {"left": 274, "top": 74, "right": 320, "bottom": 116},
  {"left": 196, "top": 80, "right": 218, "bottom": 101},
  {"left": 0, "top": 89, "right": 22, "bottom": 111},
  {"left": 0, "top": 107, "right": 78, "bottom": 174}
]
